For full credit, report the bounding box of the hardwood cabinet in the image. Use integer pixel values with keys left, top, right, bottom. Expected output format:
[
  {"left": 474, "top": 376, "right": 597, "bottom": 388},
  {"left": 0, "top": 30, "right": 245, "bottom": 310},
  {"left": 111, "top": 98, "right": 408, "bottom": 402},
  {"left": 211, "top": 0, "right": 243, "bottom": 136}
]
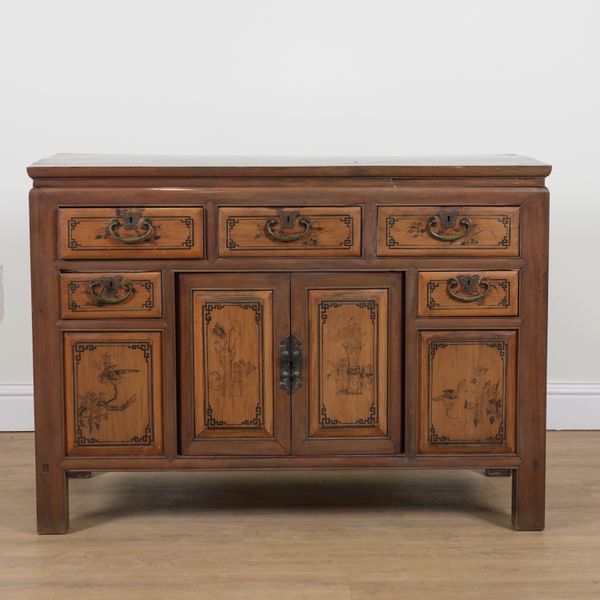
[{"left": 28, "top": 154, "right": 550, "bottom": 534}]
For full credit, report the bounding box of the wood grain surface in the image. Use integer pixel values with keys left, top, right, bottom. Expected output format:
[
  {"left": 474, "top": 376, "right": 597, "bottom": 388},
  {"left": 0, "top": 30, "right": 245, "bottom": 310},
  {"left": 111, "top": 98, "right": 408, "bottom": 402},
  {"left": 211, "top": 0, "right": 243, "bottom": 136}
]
[
  {"left": 0, "top": 431, "right": 597, "bottom": 600},
  {"left": 60, "top": 272, "right": 162, "bottom": 319},
  {"left": 417, "top": 270, "right": 519, "bottom": 317},
  {"left": 377, "top": 205, "right": 520, "bottom": 256},
  {"left": 58, "top": 207, "right": 204, "bottom": 259}
]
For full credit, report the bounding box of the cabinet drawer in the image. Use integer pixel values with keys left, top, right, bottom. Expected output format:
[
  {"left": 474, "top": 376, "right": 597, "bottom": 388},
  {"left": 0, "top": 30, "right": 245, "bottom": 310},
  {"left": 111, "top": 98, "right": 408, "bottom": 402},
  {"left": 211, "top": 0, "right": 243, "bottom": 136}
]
[
  {"left": 418, "top": 270, "right": 518, "bottom": 317},
  {"left": 63, "top": 331, "right": 163, "bottom": 457},
  {"left": 218, "top": 206, "right": 361, "bottom": 256},
  {"left": 58, "top": 207, "right": 203, "bottom": 259},
  {"left": 60, "top": 272, "right": 162, "bottom": 319},
  {"left": 377, "top": 206, "right": 520, "bottom": 256}
]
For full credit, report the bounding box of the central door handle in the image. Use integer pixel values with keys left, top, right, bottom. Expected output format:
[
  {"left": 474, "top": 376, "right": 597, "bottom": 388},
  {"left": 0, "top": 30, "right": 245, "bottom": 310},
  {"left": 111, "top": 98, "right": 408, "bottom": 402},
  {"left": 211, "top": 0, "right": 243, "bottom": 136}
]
[{"left": 279, "top": 335, "right": 302, "bottom": 393}]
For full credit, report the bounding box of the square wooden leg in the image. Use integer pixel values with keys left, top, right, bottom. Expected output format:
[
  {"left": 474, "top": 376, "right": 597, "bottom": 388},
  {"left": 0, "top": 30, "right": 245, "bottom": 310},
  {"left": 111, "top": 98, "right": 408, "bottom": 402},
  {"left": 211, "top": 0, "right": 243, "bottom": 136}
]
[
  {"left": 511, "top": 462, "right": 545, "bottom": 531},
  {"left": 485, "top": 468, "right": 511, "bottom": 477},
  {"left": 36, "top": 464, "right": 69, "bottom": 534}
]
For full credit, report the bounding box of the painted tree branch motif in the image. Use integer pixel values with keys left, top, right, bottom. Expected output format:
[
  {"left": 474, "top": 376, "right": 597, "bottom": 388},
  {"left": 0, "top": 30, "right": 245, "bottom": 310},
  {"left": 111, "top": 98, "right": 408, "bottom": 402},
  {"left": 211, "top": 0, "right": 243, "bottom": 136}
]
[
  {"left": 208, "top": 318, "right": 257, "bottom": 400},
  {"left": 432, "top": 364, "right": 503, "bottom": 431},
  {"left": 77, "top": 353, "right": 139, "bottom": 435}
]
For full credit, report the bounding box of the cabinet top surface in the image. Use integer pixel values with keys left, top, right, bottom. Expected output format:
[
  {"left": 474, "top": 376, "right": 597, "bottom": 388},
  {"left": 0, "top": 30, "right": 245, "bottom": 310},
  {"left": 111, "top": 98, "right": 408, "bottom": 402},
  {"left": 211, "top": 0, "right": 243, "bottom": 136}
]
[{"left": 28, "top": 153, "right": 551, "bottom": 178}]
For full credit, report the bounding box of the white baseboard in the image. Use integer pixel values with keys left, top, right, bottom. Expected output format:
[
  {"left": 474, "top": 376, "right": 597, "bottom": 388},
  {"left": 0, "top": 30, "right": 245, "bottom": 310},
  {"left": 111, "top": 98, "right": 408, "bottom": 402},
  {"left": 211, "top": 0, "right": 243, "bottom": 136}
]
[
  {"left": 547, "top": 382, "right": 600, "bottom": 430},
  {"left": 0, "top": 383, "right": 34, "bottom": 431},
  {"left": 0, "top": 381, "right": 599, "bottom": 431}
]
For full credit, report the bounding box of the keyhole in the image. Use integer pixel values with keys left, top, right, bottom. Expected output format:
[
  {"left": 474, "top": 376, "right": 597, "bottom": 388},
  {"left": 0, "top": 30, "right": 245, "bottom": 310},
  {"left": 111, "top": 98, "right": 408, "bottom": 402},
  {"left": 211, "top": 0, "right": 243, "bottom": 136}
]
[{"left": 105, "top": 278, "right": 118, "bottom": 294}]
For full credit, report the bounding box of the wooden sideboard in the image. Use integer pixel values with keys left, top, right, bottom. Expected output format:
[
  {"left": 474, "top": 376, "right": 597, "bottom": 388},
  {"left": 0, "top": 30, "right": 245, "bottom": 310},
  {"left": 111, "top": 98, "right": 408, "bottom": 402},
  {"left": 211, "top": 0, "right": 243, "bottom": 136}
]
[{"left": 27, "top": 154, "right": 551, "bottom": 533}]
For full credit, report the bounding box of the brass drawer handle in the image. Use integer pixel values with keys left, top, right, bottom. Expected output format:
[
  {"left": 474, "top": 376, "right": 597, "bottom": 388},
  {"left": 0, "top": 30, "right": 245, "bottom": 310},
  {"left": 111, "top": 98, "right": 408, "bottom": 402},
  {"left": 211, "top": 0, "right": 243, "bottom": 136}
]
[
  {"left": 447, "top": 275, "right": 490, "bottom": 303},
  {"left": 265, "top": 214, "right": 310, "bottom": 242},
  {"left": 427, "top": 214, "right": 471, "bottom": 242},
  {"left": 88, "top": 277, "right": 134, "bottom": 306},
  {"left": 108, "top": 209, "right": 154, "bottom": 244}
]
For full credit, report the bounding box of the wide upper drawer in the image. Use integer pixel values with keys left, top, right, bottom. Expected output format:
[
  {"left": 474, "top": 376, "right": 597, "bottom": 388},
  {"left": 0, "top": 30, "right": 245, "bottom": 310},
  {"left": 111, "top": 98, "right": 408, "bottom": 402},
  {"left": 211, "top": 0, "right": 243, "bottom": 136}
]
[
  {"left": 58, "top": 207, "right": 204, "bottom": 259},
  {"left": 377, "top": 206, "right": 520, "bottom": 256},
  {"left": 417, "top": 270, "right": 519, "bottom": 317},
  {"left": 60, "top": 272, "right": 162, "bottom": 319},
  {"left": 218, "top": 206, "right": 361, "bottom": 257}
]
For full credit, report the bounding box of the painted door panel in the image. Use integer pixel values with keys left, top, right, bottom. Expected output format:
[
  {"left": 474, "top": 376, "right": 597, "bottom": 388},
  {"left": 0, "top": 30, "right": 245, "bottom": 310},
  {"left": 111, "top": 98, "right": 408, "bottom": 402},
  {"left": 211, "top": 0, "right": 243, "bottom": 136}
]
[
  {"left": 179, "top": 273, "right": 290, "bottom": 455},
  {"left": 291, "top": 273, "right": 402, "bottom": 455}
]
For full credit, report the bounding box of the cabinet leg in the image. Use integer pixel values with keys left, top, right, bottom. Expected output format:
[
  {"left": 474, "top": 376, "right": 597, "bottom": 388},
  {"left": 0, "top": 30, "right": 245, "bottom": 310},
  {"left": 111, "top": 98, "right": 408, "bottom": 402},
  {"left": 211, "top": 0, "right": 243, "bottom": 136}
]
[
  {"left": 36, "top": 465, "right": 69, "bottom": 534},
  {"left": 68, "top": 471, "right": 92, "bottom": 479},
  {"left": 511, "top": 462, "right": 545, "bottom": 531},
  {"left": 485, "top": 468, "right": 511, "bottom": 477}
]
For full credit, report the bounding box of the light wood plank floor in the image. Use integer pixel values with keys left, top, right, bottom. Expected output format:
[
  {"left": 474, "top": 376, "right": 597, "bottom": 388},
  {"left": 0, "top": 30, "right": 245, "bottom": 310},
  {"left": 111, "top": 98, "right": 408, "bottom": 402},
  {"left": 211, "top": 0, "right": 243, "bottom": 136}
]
[{"left": 1, "top": 432, "right": 599, "bottom": 600}]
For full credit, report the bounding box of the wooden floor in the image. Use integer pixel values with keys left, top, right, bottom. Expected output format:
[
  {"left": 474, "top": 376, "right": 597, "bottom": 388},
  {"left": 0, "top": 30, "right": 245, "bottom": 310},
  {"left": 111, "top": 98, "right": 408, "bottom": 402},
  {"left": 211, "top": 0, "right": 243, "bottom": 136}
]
[{"left": 1, "top": 432, "right": 599, "bottom": 599}]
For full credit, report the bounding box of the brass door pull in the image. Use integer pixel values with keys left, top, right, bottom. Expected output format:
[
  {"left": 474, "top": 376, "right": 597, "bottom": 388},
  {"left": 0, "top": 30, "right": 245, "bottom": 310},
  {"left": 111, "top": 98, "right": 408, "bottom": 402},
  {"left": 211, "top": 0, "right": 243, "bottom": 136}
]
[
  {"left": 446, "top": 275, "right": 490, "bottom": 303},
  {"left": 88, "top": 277, "right": 134, "bottom": 306},
  {"left": 265, "top": 216, "right": 310, "bottom": 242},
  {"left": 108, "top": 209, "right": 154, "bottom": 244},
  {"left": 427, "top": 214, "right": 471, "bottom": 242}
]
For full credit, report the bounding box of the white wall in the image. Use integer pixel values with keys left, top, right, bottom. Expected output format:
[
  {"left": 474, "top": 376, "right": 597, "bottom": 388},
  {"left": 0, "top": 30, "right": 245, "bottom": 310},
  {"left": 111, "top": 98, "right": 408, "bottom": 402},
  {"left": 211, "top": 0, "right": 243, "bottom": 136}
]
[{"left": 1, "top": 0, "right": 599, "bottom": 429}]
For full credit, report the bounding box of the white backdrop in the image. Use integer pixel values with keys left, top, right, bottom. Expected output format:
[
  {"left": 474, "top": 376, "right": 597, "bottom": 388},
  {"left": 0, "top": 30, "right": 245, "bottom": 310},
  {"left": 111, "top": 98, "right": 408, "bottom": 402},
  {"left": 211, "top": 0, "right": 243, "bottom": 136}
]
[{"left": 1, "top": 0, "right": 599, "bottom": 429}]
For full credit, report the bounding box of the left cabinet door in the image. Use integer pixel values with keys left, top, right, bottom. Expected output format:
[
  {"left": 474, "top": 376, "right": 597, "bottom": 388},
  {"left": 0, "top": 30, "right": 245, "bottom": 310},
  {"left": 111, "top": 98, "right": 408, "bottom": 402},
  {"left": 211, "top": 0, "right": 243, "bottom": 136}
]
[
  {"left": 64, "top": 331, "right": 164, "bottom": 456},
  {"left": 178, "top": 273, "right": 291, "bottom": 455}
]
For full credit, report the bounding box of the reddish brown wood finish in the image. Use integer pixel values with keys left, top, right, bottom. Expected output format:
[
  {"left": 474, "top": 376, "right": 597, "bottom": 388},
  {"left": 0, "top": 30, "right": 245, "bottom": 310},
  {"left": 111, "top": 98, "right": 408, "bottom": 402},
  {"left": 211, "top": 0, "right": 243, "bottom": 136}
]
[
  {"left": 291, "top": 273, "right": 402, "bottom": 455},
  {"left": 378, "top": 206, "right": 520, "bottom": 256},
  {"left": 417, "top": 330, "right": 517, "bottom": 455},
  {"left": 58, "top": 207, "right": 203, "bottom": 259},
  {"left": 218, "top": 206, "right": 362, "bottom": 257},
  {"left": 417, "top": 270, "right": 519, "bottom": 317},
  {"left": 178, "top": 273, "right": 291, "bottom": 456},
  {"left": 28, "top": 155, "right": 550, "bottom": 533},
  {"left": 63, "top": 331, "right": 164, "bottom": 457},
  {"left": 60, "top": 272, "right": 162, "bottom": 319}
]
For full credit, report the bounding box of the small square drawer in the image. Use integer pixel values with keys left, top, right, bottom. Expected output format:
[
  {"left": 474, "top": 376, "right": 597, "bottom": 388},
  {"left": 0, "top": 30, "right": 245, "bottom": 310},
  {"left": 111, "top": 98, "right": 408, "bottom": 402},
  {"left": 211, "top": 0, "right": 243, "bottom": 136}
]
[
  {"left": 218, "top": 206, "right": 361, "bottom": 256},
  {"left": 377, "top": 206, "right": 519, "bottom": 256},
  {"left": 58, "top": 207, "right": 203, "bottom": 259},
  {"left": 61, "top": 272, "right": 162, "bottom": 319},
  {"left": 418, "top": 270, "right": 518, "bottom": 317}
]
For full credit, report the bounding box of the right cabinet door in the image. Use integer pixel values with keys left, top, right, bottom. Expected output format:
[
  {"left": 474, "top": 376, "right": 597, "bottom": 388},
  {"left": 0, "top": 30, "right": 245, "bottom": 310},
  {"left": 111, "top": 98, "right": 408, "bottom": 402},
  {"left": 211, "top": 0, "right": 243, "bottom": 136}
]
[
  {"left": 418, "top": 330, "right": 517, "bottom": 454},
  {"left": 291, "top": 273, "right": 402, "bottom": 455}
]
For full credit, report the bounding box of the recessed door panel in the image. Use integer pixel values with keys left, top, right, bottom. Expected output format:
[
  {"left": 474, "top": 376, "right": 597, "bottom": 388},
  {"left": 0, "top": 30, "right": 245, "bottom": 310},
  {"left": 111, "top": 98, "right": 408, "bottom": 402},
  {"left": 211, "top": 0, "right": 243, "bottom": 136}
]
[
  {"left": 418, "top": 330, "right": 517, "bottom": 454},
  {"left": 291, "top": 273, "right": 402, "bottom": 455},
  {"left": 179, "top": 273, "right": 290, "bottom": 455},
  {"left": 64, "top": 331, "right": 163, "bottom": 456}
]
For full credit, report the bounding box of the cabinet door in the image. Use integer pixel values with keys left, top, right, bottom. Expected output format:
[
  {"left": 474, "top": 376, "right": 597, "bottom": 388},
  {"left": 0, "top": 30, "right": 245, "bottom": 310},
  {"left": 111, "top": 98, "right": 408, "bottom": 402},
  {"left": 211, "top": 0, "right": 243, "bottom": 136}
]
[
  {"left": 418, "top": 330, "right": 517, "bottom": 454},
  {"left": 291, "top": 273, "right": 402, "bottom": 455},
  {"left": 64, "top": 331, "right": 163, "bottom": 456},
  {"left": 179, "top": 273, "right": 290, "bottom": 455}
]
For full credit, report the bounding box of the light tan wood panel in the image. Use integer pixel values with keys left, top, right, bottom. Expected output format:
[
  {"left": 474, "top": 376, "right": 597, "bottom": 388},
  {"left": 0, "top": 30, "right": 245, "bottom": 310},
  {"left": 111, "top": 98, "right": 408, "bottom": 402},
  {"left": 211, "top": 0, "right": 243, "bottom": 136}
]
[
  {"left": 218, "top": 206, "right": 361, "bottom": 256},
  {"left": 58, "top": 207, "right": 203, "bottom": 259},
  {"left": 378, "top": 205, "right": 520, "bottom": 256},
  {"left": 179, "top": 273, "right": 290, "bottom": 455},
  {"left": 63, "top": 331, "right": 163, "bottom": 457},
  {"left": 291, "top": 273, "right": 402, "bottom": 455},
  {"left": 418, "top": 330, "right": 516, "bottom": 454},
  {"left": 417, "top": 270, "right": 519, "bottom": 317},
  {"left": 60, "top": 272, "right": 162, "bottom": 319}
]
